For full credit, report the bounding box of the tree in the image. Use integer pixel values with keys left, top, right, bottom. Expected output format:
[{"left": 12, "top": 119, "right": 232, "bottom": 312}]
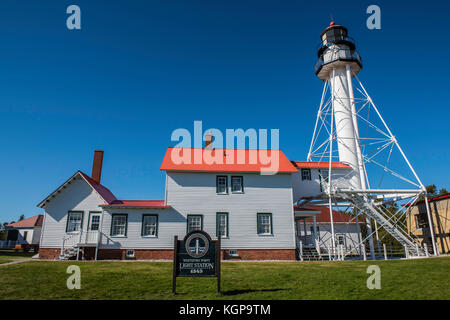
[
  {"left": 439, "top": 188, "right": 448, "bottom": 196},
  {"left": 18, "top": 214, "right": 25, "bottom": 221},
  {"left": 426, "top": 185, "right": 437, "bottom": 197}
]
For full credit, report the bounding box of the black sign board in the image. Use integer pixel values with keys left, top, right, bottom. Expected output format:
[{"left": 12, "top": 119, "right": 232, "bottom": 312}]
[{"left": 173, "top": 231, "right": 221, "bottom": 293}]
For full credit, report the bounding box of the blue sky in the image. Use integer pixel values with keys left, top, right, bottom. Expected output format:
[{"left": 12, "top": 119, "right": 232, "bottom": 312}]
[{"left": 0, "top": 0, "right": 449, "bottom": 222}]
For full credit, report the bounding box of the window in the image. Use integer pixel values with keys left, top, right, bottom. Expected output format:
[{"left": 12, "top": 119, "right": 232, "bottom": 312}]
[
  {"left": 415, "top": 213, "right": 428, "bottom": 229},
  {"left": 336, "top": 234, "right": 345, "bottom": 246},
  {"left": 231, "top": 176, "right": 243, "bottom": 193},
  {"left": 187, "top": 215, "right": 203, "bottom": 233},
  {"left": 216, "top": 213, "right": 229, "bottom": 238},
  {"left": 23, "top": 231, "right": 28, "bottom": 242},
  {"left": 301, "top": 169, "right": 311, "bottom": 181},
  {"left": 89, "top": 213, "right": 101, "bottom": 231},
  {"left": 257, "top": 213, "right": 273, "bottom": 235},
  {"left": 126, "top": 249, "right": 135, "bottom": 258},
  {"left": 66, "top": 211, "right": 83, "bottom": 232},
  {"left": 228, "top": 249, "right": 238, "bottom": 257},
  {"left": 111, "top": 214, "right": 128, "bottom": 237},
  {"left": 216, "top": 176, "right": 228, "bottom": 194},
  {"left": 142, "top": 215, "right": 158, "bottom": 237}
]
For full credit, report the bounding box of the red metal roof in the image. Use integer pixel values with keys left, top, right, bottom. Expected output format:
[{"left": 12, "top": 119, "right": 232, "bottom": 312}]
[
  {"left": 405, "top": 192, "right": 450, "bottom": 207},
  {"left": 79, "top": 171, "right": 117, "bottom": 204},
  {"left": 429, "top": 193, "right": 450, "bottom": 202},
  {"left": 100, "top": 200, "right": 169, "bottom": 208},
  {"left": 160, "top": 148, "right": 298, "bottom": 173},
  {"left": 291, "top": 161, "right": 351, "bottom": 169},
  {"left": 294, "top": 206, "right": 358, "bottom": 223},
  {"left": 7, "top": 215, "right": 43, "bottom": 228},
  {"left": 38, "top": 171, "right": 118, "bottom": 208}
]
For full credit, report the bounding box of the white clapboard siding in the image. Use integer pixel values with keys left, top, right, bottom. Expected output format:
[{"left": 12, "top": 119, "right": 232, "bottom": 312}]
[
  {"left": 99, "top": 207, "right": 185, "bottom": 249},
  {"left": 161, "top": 172, "right": 296, "bottom": 249},
  {"left": 292, "top": 168, "right": 353, "bottom": 202},
  {"left": 310, "top": 223, "right": 362, "bottom": 249},
  {"left": 40, "top": 176, "right": 105, "bottom": 248}
]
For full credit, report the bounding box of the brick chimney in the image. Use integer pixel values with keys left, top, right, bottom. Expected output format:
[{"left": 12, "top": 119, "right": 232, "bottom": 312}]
[
  {"left": 91, "top": 150, "right": 104, "bottom": 184},
  {"left": 204, "top": 133, "right": 213, "bottom": 150}
]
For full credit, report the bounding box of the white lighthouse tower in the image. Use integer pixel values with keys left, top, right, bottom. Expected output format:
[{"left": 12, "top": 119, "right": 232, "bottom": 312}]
[
  {"left": 315, "top": 22, "right": 365, "bottom": 190},
  {"left": 301, "top": 22, "right": 438, "bottom": 259}
]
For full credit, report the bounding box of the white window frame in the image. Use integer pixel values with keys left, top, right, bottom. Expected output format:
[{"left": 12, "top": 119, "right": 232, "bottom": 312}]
[
  {"left": 257, "top": 213, "right": 273, "bottom": 236},
  {"left": 142, "top": 215, "right": 158, "bottom": 237},
  {"left": 111, "top": 214, "right": 128, "bottom": 237},
  {"left": 216, "top": 212, "right": 229, "bottom": 238},
  {"left": 88, "top": 213, "right": 101, "bottom": 231},
  {"left": 66, "top": 211, "right": 83, "bottom": 233},
  {"left": 126, "top": 249, "right": 135, "bottom": 258},
  {"left": 187, "top": 215, "right": 203, "bottom": 233},
  {"left": 216, "top": 176, "right": 228, "bottom": 194},
  {"left": 231, "top": 176, "right": 244, "bottom": 193}
]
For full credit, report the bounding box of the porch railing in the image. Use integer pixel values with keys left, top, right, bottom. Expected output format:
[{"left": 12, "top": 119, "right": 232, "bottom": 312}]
[
  {"left": 0, "top": 240, "right": 18, "bottom": 249},
  {"left": 61, "top": 230, "right": 100, "bottom": 255}
]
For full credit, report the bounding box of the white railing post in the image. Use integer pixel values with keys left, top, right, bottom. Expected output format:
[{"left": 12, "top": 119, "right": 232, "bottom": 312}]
[
  {"left": 424, "top": 243, "right": 429, "bottom": 257},
  {"left": 415, "top": 244, "right": 420, "bottom": 257},
  {"left": 383, "top": 244, "right": 387, "bottom": 261},
  {"left": 61, "top": 237, "right": 65, "bottom": 257},
  {"left": 299, "top": 240, "right": 303, "bottom": 262},
  {"left": 362, "top": 244, "right": 367, "bottom": 261},
  {"left": 328, "top": 245, "right": 332, "bottom": 261},
  {"left": 404, "top": 245, "right": 409, "bottom": 259}
]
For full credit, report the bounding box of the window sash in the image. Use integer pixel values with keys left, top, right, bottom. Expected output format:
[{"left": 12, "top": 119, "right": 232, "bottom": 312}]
[
  {"left": 111, "top": 215, "right": 127, "bottom": 236},
  {"left": 90, "top": 215, "right": 100, "bottom": 231},
  {"left": 301, "top": 169, "right": 311, "bottom": 181},
  {"left": 187, "top": 215, "right": 203, "bottom": 233},
  {"left": 216, "top": 176, "right": 228, "bottom": 194},
  {"left": 336, "top": 235, "right": 345, "bottom": 246},
  {"left": 217, "top": 213, "right": 228, "bottom": 238},
  {"left": 257, "top": 213, "right": 272, "bottom": 235},
  {"left": 67, "top": 212, "right": 83, "bottom": 232},
  {"left": 142, "top": 215, "right": 158, "bottom": 236},
  {"left": 231, "top": 176, "right": 243, "bottom": 193}
]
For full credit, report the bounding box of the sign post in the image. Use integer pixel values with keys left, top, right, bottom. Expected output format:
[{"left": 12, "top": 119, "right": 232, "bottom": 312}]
[{"left": 172, "top": 231, "right": 221, "bottom": 294}]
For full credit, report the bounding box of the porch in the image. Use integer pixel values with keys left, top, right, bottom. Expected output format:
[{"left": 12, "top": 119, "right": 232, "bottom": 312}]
[
  {"left": 60, "top": 230, "right": 101, "bottom": 260},
  {"left": 294, "top": 208, "right": 321, "bottom": 260}
]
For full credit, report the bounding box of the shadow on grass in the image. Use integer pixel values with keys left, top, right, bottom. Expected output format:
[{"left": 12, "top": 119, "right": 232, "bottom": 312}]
[{"left": 221, "top": 288, "right": 286, "bottom": 296}]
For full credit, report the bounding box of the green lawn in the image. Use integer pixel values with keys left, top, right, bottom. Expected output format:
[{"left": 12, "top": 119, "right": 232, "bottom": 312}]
[
  {"left": 0, "top": 259, "right": 11, "bottom": 264},
  {"left": 0, "top": 257, "right": 449, "bottom": 300}
]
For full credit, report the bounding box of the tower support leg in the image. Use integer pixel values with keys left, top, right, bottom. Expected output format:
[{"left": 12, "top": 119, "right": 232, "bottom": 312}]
[
  {"left": 365, "top": 217, "right": 375, "bottom": 260},
  {"left": 424, "top": 194, "right": 438, "bottom": 256}
]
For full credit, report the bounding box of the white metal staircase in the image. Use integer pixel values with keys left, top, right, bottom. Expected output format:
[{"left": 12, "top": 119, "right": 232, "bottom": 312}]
[{"left": 342, "top": 192, "right": 425, "bottom": 257}]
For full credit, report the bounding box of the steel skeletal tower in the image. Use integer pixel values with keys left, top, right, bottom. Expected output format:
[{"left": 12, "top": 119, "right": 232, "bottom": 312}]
[{"left": 300, "top": 22, "right": 438, "bottom": 259}]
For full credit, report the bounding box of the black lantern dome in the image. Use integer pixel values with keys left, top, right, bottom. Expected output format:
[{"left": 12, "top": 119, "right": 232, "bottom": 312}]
[{"left": 315, "top": 22, "right": 362, "bottom": 80}]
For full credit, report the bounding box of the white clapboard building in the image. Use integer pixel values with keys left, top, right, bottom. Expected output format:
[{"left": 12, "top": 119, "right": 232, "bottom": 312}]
[{"left": 37, "top": 140, "right": 361, "bottom": 261}]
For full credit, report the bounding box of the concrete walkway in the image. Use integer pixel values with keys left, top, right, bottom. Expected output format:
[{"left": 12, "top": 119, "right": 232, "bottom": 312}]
[{"left": 0, "top": 258, "right": 32, "bottom": 267}]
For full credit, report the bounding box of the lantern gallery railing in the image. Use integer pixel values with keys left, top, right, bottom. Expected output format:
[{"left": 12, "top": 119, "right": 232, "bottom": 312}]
[{"left": 315, "top": 51, "right": 363, "bottom": 75}]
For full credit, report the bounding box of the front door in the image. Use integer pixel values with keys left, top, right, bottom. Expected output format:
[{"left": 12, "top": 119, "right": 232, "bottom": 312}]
[
  {"left": 296, "top": 218, "right": 313, "bottom": 247},
  {"left": 88, "top": 213, "right": 101, "bottom": 231}
]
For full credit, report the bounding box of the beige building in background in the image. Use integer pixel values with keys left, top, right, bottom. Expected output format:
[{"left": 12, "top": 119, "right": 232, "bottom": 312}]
[{"left": 407, "top": 193, "right": 450, "bottom": 254}]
